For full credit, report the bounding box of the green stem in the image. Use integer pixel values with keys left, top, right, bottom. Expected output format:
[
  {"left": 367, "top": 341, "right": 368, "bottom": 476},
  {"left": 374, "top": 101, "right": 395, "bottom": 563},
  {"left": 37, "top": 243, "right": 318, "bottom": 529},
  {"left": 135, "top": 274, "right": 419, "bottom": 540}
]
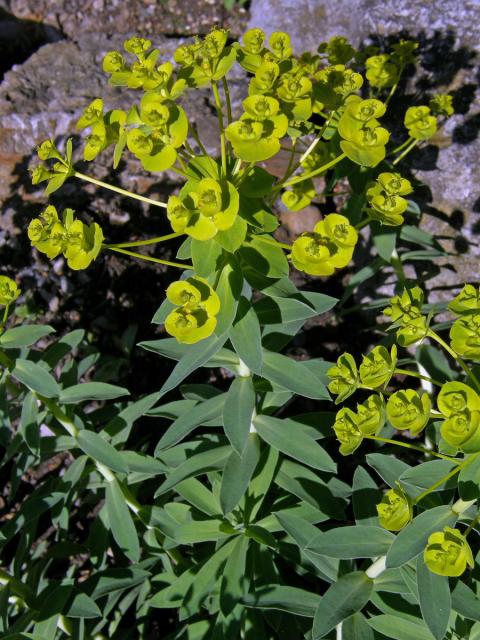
[
  {"left": 176, "top": 155, "right": 188, "bottom": 174},
  {"left": 414, "top": 453, "right": 480, "bottom": 505},
  {"left": 103, "top": 232, "right": 182, "bottom": 250},
  {"left": 222, "top": 77, "right": 233, "bottom": 124},
  {"left": 427, "top": 329, "right": 480, "bottom": 391},
  {"left": 106, "top": 246, "right": 192, "bottom": 270},
  {"left": 392, "top": 139, "right": 418, "bottom": 166},
  {"left": 355, "top": 217, "right": 371, "bottom": 230},
  {"left": 390, "top": 249, "right": 406, "bottom": 287},
  {"left": 211, "top": 81, "right": 227, "bottom": 177},
  {"left": 190, "top": 124, "right": 209, "bottom": 156},
  {"left": 388, "top": 136, "right": 414, "bottom": 157},
  {"left": 74, "top": 171, "right": 167, "bottom": 208},
  {"left": 464, "top": 511, "right": 480, "bottom": 536},
  {"left": 37, "top": 395, "right": 78, "bottom": 438},
  {"left": 364, "top": 434, "right": 460, "bottom": 462},
  {"left": 234, "top": 162, "right": 255, "bottom": 188},
  {"left": 0, "top": 304, "right": 10, "bottom": 335},
  {"left": 254, "top": 235, "right": 292, "bottom": 251},
  {"left": 394, "top": 367, "right": 443, "bottom": 387},
  {"left": 282, "top": 152, "right": 347, "bottom": 189},
  {"left": 384, "top": 64, "right": 405, "bottom": 107},
  {"left": 278, "top": 114, "right": 336, "bottom": 190}
]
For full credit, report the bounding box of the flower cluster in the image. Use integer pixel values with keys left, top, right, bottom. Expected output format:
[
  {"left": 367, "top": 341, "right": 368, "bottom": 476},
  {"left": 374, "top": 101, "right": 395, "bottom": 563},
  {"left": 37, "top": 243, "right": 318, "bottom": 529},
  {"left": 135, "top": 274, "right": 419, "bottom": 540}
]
[
  {"left": 337, "top": 96, "right": 390, "bottom": 167},
  {"left": 225, "top": 95, "right": 288, "bottom": 162},
  {"left": 167, "top": 177, "right": 239, "bottom": 241},
  {"left": 449, "top": 284, "right": 480, "bottom": 360},
  {"left": 438, "top": 381, "right": 480, "bottom": 452},
  {"left": 28, "top": 206, "right": 104, "bottom": 270},
  {"left": 291, "top": 213, "right": 358, "bottom": 276},
  {"left": 366, "top": 172, "right": 413, "bottom": 226},
  {"left": 424, "top": 527, "right": 474, "bottom": 577},
  {"left": 383, "top": 286, "right": 428, "bottom": 346},
  {"left": 404, "top": 105, "right": 437, "bottom": 140},
  {"left": 0, "top": 276, "right": 20, "bottom": 307},
  {"left": 164, "top": 277, "right": 220, "bottom": 344}
]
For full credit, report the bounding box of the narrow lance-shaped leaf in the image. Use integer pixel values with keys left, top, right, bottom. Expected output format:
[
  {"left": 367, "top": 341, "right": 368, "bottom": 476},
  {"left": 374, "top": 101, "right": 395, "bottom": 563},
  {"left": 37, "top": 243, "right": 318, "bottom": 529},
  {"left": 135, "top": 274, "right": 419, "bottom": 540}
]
[
  {"left": 312, "top": 572, "right": 374, "bottom": 639},
  {"left": 223, "top": 375, "right": 256, "bottom": 454},
  {"left": 416, "top": 555, "right": 451, "bottom": 640},
  {"left": 254, "top": 414, "right": 336, "bottom": 473},
  {"left": 105, "top": 479, "right": 140, "bottom": 562},
  {"left": 220, "top": 433, "right": 261, "bottom": 514},
  {"left": 228, "top": 296, "right": 263, "bottom": 374}
]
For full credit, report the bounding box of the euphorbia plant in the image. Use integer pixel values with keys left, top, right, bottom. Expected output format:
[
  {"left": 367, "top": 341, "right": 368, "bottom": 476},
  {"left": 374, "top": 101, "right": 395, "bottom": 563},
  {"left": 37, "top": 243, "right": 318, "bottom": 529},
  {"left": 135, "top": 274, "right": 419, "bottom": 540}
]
[{"left": 2, "top": 26, "right": 477, "bottom": 640}]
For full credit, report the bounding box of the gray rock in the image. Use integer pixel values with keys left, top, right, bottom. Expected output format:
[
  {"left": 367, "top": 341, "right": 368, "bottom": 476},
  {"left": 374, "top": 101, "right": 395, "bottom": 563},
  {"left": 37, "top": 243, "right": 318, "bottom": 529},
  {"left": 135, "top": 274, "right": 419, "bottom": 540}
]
[{"left": 4, "top": 0, "right": 248, "bottom": 38}]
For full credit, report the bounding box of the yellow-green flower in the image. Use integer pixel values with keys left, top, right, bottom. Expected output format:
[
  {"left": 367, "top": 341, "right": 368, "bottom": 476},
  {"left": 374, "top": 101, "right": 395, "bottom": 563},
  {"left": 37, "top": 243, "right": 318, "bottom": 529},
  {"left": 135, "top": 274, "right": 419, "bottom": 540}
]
[
  {"left": 167, "top": 178, "right": 239, "bottom": 241},
  {"left": 450, "top": 314, "right": 480, "bottom": 360},
  {"left": 377, "top": 485, "right": 413, "bottom": 531},
  {"left": 313, "top": 65, "right": 363, "bottom": 110},
  {"left": 338, "top": 96, "right": 389, "bottom": 167},
  {"left": 359, "top": 345, "right": 397, "bottom": 389},
  {"left": 424, "top": 527, "right": 474, "bottom": 577},
  {"left": 63, "top": 216, "right": 104, "bottom": 271},
  {"left": 356, "top": 394, "right": 385, "bottom": 435},
  {"left": 28, "top": 206, "right": 103, "bottom": 271},
  {"left": 0, "top": 276, "right": 20, "bottom": 307},
  {"left": 327, "top": 352, "right": 359, "bottom": 403},
  {"left": 366, "top": 172, "right": 413, "bottom": 226},
  {"left": 225, "top": 95, "right": 288, "bottom": 162},
  {"left": 164, "top": 277, "right": 220, "bottom": 344},
  {"left": 386, "top": 389, "right": 431, "bottom": 435},
  {"left": 429, "top": 94, "right": 454, "bottom": 118},
  {"left": 291, "top": 214, "right": 358, "bottom": 276},
  {"left": 448, "top": 284, "right": 480, "bottom": 315},
  {"left": 333, "top": 407, "right": 363, "bottom": 455},
  {"left": 366, "top": 54, "right": 398, "bottom": 89},
  {"left": 437, "top": 381, "right": 480, "bottom": 417},
  {"left": 269, "top": 31, "right": 292, "bottom": 60},
  {"left": 437, "top": 381, "right": 480, "bottom": 452},
  {"left": 384, "top": 287, "right": 428, "bottom": 346},
  {"left": 404, "top": 106, "right": 437, "bottom": 140}
]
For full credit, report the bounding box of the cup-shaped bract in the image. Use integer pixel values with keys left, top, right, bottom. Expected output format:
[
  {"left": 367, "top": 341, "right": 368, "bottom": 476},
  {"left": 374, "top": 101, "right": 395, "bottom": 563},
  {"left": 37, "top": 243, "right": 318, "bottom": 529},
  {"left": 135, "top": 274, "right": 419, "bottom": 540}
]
[
  {"left": 165, "top": 276, "right": 220, "bottom": 344},
  {"left": 384, "top": 286, "right": 428, "bottom": 346},
  {"left": 384, "top": 286, "right": 424, "bottom": 323},
  {"left": 438, "top": 381, "right": 480, "bottom": 451},
  {"left": 356, "top": 394, "right": 385, "bottom": 435},
  {"left": 327, "top": 352, "right": 359, "bottom": 403},
  {"left": 333, "top": 407, "right": 363, "bottom": 455},
  {"left": 60, "top": 209, "right": 104, "bottom": 271},
  {"left": 359, "top": 345, "right": 397, "bottom": 389},
  {"left": 438, "top": 381, "right": 480, "bottom": 417},
  {"left": 28, "top": 206, "right": 103, "bottom": 271},
  {"left": 424, "top": 527, "right": 474, "bottom": 577},
  {"left": 291, "top": 214, "right": 358, "bottom": 277},
  {"left": 386, "top": 389, "right": 432, "bottom": 435},
  {"left": 448, "top": 284, "right": 480, "bottom": 315},
  {"left": 0, "top": 276, "right": 20, "bottom": 307},
  {"left": 269, "top": 31, "right": 293, "bottom": 60},
  {"left": 377, "top": 485, "right": 413, "bottom": 531},
  {"left": 366, "top": 54, "right": 398, "bottom": 88},
  {"left": 167, "top": 178, "right": 239, "bottom": 241},
  {"left": 404, "top": 106, "right": 437, "bottom": 140},
  {"left": 366, "top": 172, "right": 413, "bottom": 226},
  {"left": 429, "top": 94, "right": 454, "bottom": 118},
  {"left": 313, "top": 65, "right": 363, "bottom": 110},
  {"left": 281, "top": 180, "right": 316, "bottom": 212},
  {"left": 450, "top": 314, "right": 480, "bottom": 360},
  {"left": 318, "top": 36, "right": 355, "bottom": 65}
]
